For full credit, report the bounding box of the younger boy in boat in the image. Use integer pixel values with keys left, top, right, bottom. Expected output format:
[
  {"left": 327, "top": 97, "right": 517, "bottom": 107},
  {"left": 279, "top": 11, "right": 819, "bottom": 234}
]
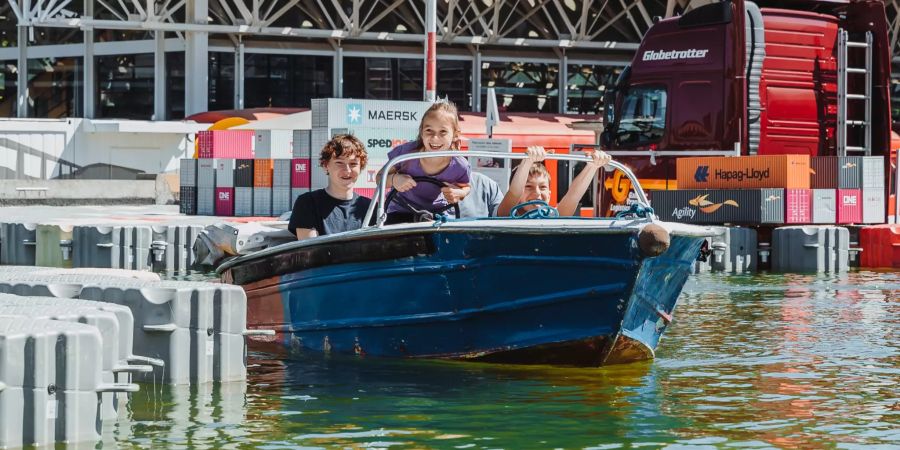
[
  {"left": 379, "top": 100, "right": 471, "bottom": 224},
  {"left": 497, "top": 146, "right": 612, "bottom": 217},
  {"left": 288, "top": 134, "right": 371, "bottom": 240}
]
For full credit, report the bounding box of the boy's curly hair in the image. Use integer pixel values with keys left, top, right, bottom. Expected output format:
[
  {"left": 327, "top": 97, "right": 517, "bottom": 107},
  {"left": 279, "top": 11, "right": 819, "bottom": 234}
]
[{"left": 319, "top": 134, "right": 368, "bottom": 168}]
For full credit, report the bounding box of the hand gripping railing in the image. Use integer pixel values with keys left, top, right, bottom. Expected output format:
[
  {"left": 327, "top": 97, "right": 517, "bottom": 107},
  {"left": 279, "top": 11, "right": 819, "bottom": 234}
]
[{"left": 361, "top": 151, "right": 653, "bottom": 227}]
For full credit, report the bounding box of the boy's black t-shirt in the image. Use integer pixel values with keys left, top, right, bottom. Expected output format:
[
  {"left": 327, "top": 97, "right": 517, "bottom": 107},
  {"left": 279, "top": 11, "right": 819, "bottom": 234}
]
[{"left": 288, "top": 189, "right": 372, "bottom": 237}]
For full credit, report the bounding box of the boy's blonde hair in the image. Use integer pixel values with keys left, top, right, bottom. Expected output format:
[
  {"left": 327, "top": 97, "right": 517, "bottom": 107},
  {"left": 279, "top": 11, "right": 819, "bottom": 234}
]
[
  {"left": 319, "top": 134, "right": 368, "bottom": 168},
  {"left": 415, "top": 100, "right": 461, "bottom": 151}
]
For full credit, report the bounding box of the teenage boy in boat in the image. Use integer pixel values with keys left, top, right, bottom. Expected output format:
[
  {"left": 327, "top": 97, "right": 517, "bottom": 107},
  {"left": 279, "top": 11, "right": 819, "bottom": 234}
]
[
  {"left": 288, "top": 134, "right": 371, "bottom": 240},
  {"left": 496, "top": 146, "right": 613, "bottom": 217},
  {"left": 378, "top": 100, "right": 471, "bottom": 224}
]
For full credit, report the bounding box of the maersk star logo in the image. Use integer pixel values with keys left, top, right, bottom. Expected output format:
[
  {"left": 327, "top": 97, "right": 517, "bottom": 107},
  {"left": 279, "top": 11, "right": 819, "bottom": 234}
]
[{"left": 347, "top": 104, "right": 363, "bottom": 124}]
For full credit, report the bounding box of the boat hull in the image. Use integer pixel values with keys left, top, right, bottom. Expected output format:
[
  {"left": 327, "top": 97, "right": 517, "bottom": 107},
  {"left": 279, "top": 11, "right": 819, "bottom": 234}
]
[{"left": 226, "top": 222, "right": 705, "bottom": 366}]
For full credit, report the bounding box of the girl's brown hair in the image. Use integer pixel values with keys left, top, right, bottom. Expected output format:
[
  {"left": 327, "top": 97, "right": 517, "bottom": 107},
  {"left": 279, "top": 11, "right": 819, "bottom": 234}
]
[
  {"left": 319, "top": 134, "right": 368, "bottom": 168},
  {"left": 415, "top": 100, "right": 461, "bottom": 151}
]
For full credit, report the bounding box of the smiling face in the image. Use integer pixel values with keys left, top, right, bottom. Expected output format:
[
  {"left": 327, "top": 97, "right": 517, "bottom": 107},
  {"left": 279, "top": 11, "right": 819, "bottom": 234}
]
[
  {"left": 519, "top": 173, "right": 552, "bottom": 205},
  {"left": 324, "top": 154, "right": 362, "bottom": 190},
  {"left": 419, "top": 110, "right": 458, "bottom": 152}
]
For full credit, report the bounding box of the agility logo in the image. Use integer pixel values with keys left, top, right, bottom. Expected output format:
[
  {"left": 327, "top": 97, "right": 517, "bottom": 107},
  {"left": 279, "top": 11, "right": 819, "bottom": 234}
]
[
  {"left": 347, "top": 104, "right": 363, "bottom": 125},
  {"left": 689, "top": 194, "right": 739, "bottom": 213},
  {"left": 694, "top": 166, "right": 709, "bottom": 183}
]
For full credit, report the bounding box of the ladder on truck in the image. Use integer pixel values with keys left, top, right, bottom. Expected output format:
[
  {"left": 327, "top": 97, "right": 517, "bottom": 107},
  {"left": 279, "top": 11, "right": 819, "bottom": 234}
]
[{"left": 837, "top": 29, "right": 872, "bottom": 156}]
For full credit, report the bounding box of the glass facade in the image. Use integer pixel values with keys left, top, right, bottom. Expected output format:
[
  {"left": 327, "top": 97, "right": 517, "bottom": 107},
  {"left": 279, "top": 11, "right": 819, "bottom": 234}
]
[
  {"left": 244, "top": 54, "right": 332, "bottom": 108},
  {"left": 565, "top": 64, "right": 623, "bottom": 115},
  {"left": 27, "top": 57, "right": 83, "bottom": 118},
  {"left": 0, "top": 61, "right": 17, "bottom": 118},
  {"left": 344, "top": 57, "right": 423, "bottom": 101},
  {"left": 481, "top": 62, "right": 559, "bottom": 113},
  {"left": 436, "top": 60, "right": 472, "bottom": 111},
  {"left": 166, "top": 52, "right": 185, "bottom": 120},
  {"left": 209, "top": 52, "right": 235, "bottom": 111},
  {"left": 96, "top": 53, "right": 154, "bottom": 120}
]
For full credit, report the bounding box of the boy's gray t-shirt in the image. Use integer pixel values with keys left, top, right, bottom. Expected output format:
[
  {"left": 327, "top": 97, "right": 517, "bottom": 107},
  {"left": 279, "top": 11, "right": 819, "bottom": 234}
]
[{"left": 459, "top": 172, "right": 503, "bottom": 218}]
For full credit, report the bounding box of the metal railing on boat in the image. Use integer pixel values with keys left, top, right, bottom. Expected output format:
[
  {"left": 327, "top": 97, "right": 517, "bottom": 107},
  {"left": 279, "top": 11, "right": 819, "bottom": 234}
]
[{"left": 363, "top": 151, "right": 652, "bottom": 227}]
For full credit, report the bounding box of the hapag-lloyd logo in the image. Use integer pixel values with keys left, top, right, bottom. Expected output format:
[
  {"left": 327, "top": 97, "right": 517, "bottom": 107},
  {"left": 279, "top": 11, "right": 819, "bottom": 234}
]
[
  {"left": 714, "top": 168, "right": 770, "bottom": 182},
  {"left": 642, "top": 48, "right": 709, "bottom": 61}
]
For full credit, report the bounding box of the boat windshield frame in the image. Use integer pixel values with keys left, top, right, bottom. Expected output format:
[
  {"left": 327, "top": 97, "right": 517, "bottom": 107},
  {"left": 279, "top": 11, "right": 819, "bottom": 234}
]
[{"left": 363, "top": 151, "right": 652, "bottom": 227}]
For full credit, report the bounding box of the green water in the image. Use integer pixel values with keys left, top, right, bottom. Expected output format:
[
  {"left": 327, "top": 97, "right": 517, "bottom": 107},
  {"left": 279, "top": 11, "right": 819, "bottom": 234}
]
[{"left": 111, "top": 271, "right": 899, "bottom": 448}]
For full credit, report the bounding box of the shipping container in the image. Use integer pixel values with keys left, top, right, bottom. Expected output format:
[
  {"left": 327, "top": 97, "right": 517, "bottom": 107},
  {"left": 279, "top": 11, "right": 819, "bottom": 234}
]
[
  {"left": 861, "top": 188, "right": 886, "bottom": 224},
  {"left": 785, "top": 189, "right": 811, "bottom": 224},
  {"left": 811, "top": 189, "right": 836, "bottom": 224},
  {"left": 293, "top": 129, "right": 311, "bottom": 158},
  {"left": 676, "top": 155, "right": 809, "bottom": 189},
  {"left": 234, "top": 159, "right": 254, "bottom": 187},
  {"left": 254, "top": 130, "right": 294, "bottom": 159},
  {"left": 254, "top": 159, "right": 274, "bottom": 187},
  {"left": 649, "top": 189, "right": 784, "bottom": 224},
  {"left": 197, "top": 187, "right": 215, "bottom": 216},
  {"left": 809, "top": 156, "right": 838, "bottom": 189},
  {"left": 291, "top": 158, "right": 311, "bottom": 188},
  {"left": 197, "top": 130, "right": 254, "bottom": 159},
  {"left": 214, "top": 158, "right": 236, "bottom": 188},
  {"left": 836, "top": 189, "right": 862, "bottom": 224},
  {"left": 253, "top": 187, "right": 272, "bottom": 216},
  {"left": 861, "top": 156, "right": 885, "bottom": 189},
  {"left": 272, "top": 187, "right": 292, "bottom": 216},
  {"left": 179, "top": 186, "right": 197, "bottom": 215},
  {"left": 273, "top": 159, "right": 292, "bottom": 187},
  {"left": 235, "top": 187, "right": 253, "bottom": 217},
  {"left": 179, "top": 158, "right": 197, "bottom": 187},
  {"left": 197, "top": 158, "right": 216, "bottom": 188},
  {"left": 837, "top": 156, "right": 863, "bottom": 189},
  {"left": 215, "top": 187, "right": 235, "bottom": 216}
]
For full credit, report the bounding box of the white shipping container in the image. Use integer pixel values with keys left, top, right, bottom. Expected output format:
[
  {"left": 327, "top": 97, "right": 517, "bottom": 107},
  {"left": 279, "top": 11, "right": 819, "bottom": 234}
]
[
  {"left": 254, "top": 130, "right": 293, "bottom": 159},
  {"left": 214, "top": 159, "right": 236, "bottom": 188},
  {"left": 197, "top": 159, "right": 216, "bottom": 188},
  {"left": 811, "top": 189, "right": 837, "bottom": 224},
  {"left": 861, "top": 188, "right": 886, "bottom": 224}
]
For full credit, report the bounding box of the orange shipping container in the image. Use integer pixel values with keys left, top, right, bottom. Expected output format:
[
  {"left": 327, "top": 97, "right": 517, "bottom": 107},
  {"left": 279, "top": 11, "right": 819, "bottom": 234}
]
[
  {"left": 677, "top": 155, "right": 810, "bottom": 189},
  {"left": 254, "top": 159, "right": 274, "bottom": 187}
]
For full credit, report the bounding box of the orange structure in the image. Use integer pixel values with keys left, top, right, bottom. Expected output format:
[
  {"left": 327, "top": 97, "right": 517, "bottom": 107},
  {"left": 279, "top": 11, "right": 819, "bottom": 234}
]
[{"left": 677, "top": 155, "right": 810, "bottom": 190}]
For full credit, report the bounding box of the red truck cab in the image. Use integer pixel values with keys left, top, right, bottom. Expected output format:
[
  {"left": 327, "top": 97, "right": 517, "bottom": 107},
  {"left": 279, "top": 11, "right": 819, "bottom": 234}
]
[{"left": 598, "top": 0, "right": 892, "bottom": 216}]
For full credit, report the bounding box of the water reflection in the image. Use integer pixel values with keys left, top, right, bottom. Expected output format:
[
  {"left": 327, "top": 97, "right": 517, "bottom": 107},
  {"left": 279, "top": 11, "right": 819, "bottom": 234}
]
[{"left": 96, "top": 271, "right": 898, "bottom": 448}]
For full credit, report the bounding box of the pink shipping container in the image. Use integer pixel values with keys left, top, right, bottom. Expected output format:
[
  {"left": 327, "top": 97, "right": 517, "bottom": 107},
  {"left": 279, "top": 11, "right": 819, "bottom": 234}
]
[
  {"left": 215, "top": 187, "right": 235, "bottom": 216},
  {"left": 198, "top": 130, "right": 255, "bottom": 159},
  {"left": 784, "top": 189, "right": 811, "bottom": 224},
  {"left": 291, "top": 158, "right": 311, "bottom": 188},
  {"left": 836, "top": 189, "right": 862, "bottom": 224}
]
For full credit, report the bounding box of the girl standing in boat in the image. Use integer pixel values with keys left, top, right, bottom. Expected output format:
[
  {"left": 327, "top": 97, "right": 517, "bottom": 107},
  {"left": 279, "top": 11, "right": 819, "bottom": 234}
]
[{"left": 380, "top": 100, "right": 471, "bottom": 224}]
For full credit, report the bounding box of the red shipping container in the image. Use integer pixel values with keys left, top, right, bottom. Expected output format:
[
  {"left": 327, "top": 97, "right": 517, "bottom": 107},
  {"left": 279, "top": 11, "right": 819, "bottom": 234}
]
[
  {"left": 291, "top": 158, "right": 311, "bottom": 188},
  {"left": 836, "top": 189, "right": 861, "bottom": 224},
  {"left": 785, "top": 189, "right": 811, "bottom": 224},
  {"left": 215, "top": 187, "right": 235, "bottom": 216},
  {"left": 859, "top": 224, "right": 900, "bottom": 268},
  {"left": 198, "top": 130, "right": 254, "bottom": 159}
]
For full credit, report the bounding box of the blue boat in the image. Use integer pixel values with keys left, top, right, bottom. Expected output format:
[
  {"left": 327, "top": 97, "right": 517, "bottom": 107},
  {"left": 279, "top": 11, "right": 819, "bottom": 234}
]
[{"left": 218, "top": 152, "right": 711, "bottom": 366}]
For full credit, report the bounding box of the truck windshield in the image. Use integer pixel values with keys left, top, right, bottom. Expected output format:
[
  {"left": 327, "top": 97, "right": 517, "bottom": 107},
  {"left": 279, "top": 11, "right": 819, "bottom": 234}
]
[{"left": 615, "top": 87, "right": 667, "bottom": 145}]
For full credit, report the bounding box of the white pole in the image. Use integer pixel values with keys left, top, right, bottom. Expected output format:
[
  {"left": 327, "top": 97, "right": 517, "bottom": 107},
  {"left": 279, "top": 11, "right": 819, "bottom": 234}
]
[{"left": 424, "top": 0, "right": 436, "bottom": 102}]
